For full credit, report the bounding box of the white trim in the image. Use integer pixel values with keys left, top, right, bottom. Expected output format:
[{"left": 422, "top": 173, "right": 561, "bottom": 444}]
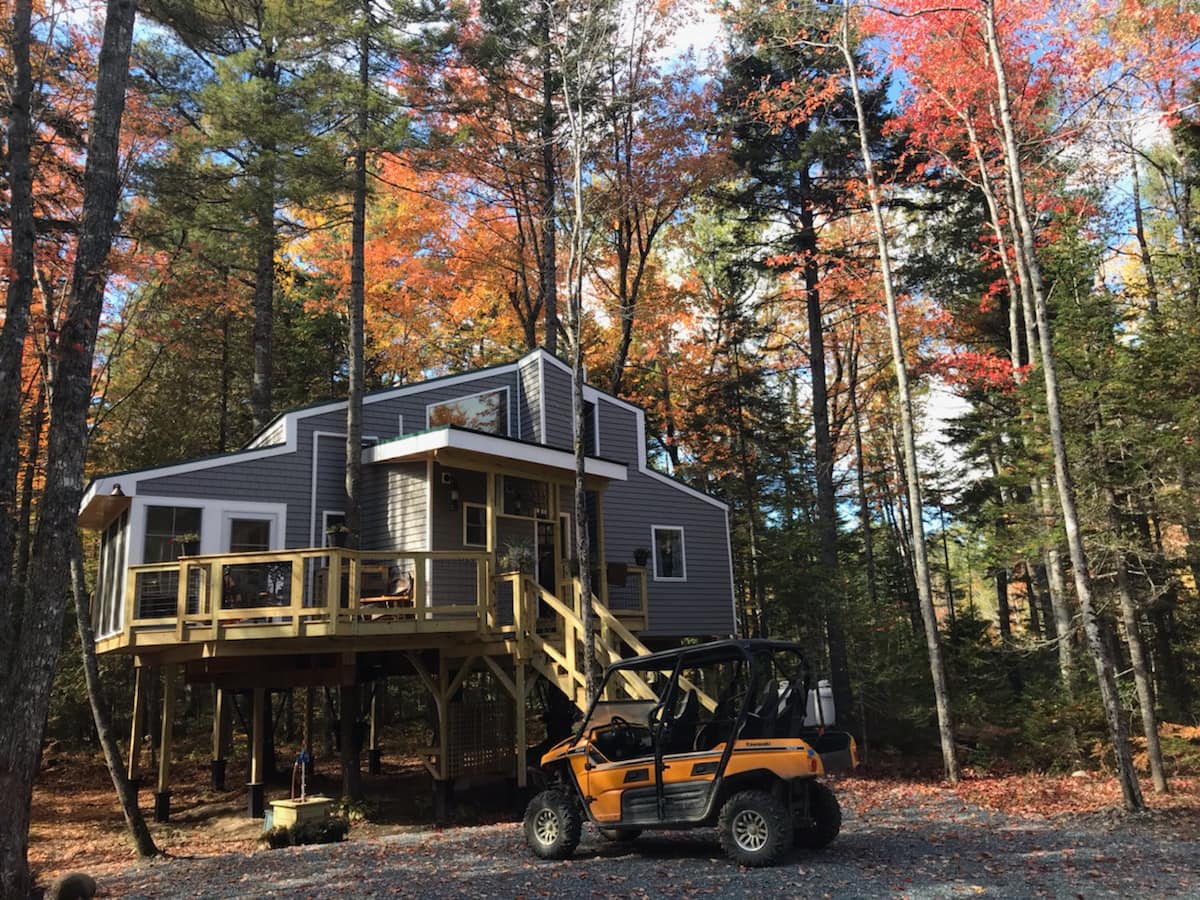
[
  {"left": 128, "top": 495, "right": 287, "bottom": 565},
  {"left": 425, "top": 385, "right": 513, "bottom": 438},
  {"left": 397, "top": 414, "right": 405, "bottom": 436},
  {"left": 363, "top": 428, "right": 628, "bottom": 482},
  {"left": 650, "top": 525, "right": 687, "bottom": 582},
  {"left": 222, "top": 512, "right": 280, "bottom": 553},
  {"left": 538, "top": 353, "right": 548, "bottom": 444},
  {"left": 463, "top": 502, "right": 487, "bottom": 548}
]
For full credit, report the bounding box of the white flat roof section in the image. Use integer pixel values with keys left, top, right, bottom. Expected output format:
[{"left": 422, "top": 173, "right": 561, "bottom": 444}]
[{"left": 363, "top": 427, "right": 628, "bottom": 482}]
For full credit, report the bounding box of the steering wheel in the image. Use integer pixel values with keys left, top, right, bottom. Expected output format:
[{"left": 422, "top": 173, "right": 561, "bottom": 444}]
[{"left": 605, "top": 715, "right": 636, "bottom": 757}]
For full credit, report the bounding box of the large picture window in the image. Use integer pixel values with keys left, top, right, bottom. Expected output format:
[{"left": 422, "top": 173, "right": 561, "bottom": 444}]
[
  {"left": 651, "top": 526, "right": 686, "bottom": 581},
  {"left": 143, "top": 505, "right": 203, "bottom": 563},
  {"left": 427, "top": 387, "right": 509, "bottom": 436}
]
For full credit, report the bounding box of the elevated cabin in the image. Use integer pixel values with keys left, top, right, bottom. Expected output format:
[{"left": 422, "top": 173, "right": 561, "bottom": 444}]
[{"left": 80, "top": 349, "right": 735, "bottom": 821}]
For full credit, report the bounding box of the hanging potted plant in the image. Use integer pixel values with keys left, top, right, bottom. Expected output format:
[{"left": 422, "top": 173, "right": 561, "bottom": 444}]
[
  {"left": 174, "top": 532, "right": 201, "bottom": 556},
  {"left": 325, "top": 523, "right": 352, "bottom": 548}
]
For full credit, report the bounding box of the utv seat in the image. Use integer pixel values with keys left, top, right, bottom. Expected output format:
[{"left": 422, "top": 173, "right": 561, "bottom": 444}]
[
  {"left": 741, "top": 679, "right": 779, "bottom": 740},
  {"left": 773, "top": 680, "right": 805, "bottom": 738},
  {"left": 665, "top": 689, "right": 699, "bottom": 754}
]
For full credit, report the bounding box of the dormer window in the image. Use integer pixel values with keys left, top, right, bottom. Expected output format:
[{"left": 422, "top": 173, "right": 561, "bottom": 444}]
[{"left": 427, "top": 387, "right": 509, "bottom": 436}]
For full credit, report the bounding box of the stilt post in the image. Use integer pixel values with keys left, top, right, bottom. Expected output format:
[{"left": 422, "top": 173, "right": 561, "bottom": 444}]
[
  {"left": 154, "top": 664, "right": 176, "bottom": 822},
  {"left": 248, "top": 686, "right": 266, "bottom": 818},
  {"left": 127, "top": 664, "right": 146, "bottom": 789},
  {"left": 368, "top": 681, "right": 382, "bottom": 775},
  {"left": 211, "top": 687, "right": 228, "bottom": 791}
]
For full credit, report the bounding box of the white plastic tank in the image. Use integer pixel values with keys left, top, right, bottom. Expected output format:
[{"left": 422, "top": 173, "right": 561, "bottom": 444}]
[{"left": 804, "top": 679, "right": 836, "bottom": 727}]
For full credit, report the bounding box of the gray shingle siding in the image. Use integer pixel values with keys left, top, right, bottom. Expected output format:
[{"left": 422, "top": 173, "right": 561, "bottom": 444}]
[
  {"left": 363, "top": 462, "right": 426, "bottom": 549},
  {"left": 115, "top": 353, "right": 734, "bottom": 639},
  {"left": 588, "top": 398, "right": 736, "bottom": 638},
  {"left": 518, "top": 356, "right": 539, "bottom": 442},
  {"left": 542, "top": 364, "right": 573, "bottom": 450}
]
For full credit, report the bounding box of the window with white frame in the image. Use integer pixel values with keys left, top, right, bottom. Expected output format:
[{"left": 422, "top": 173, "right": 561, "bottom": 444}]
[
  {"left": 427, "top": 387, "right": 509, "bottom": 436},
  {"left": 143, "top": 505, "right": 203, "bottom": 563},
  {"left": 229, "top": 518, "right": 271, "bottom": 553},
  {"left": 651, "top": 526, "right": 686, "bottom": 581},
  {"left": 463, "top": 503, "right": 487, "bottom": 547}
]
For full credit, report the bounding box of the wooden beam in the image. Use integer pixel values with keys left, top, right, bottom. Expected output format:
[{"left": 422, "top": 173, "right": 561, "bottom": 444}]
[
  {"left": 157, "top": 665, "right": 176, "bottom": 795},
  {"left": 445, "top": 655, "right": 477, "bottom": 701},
  {"left": 127, "top": 665, "right": 146, "bottom": 782},
  {"left": 250, "top": 687, "right": 266, "bottom": 786},
  {"left": 482, "top": 655, "right": 516, "bottom": 699},
  {"left": 515, "top": 662, "right": 527, "bottom": 788},
  {"left": 212, "top": 687, "right": 228, "bottom": 761}
]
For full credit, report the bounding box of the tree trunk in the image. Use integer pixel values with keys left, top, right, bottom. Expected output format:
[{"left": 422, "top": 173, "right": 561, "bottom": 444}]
[
  {"left": 1129, "top": 147, "right": 1159, "bottom": 317},
  {"left": 539, "top": 7, "right": 558, "bottom": 357},
  {"left": 70, "top": 534, "right": 158, "bottom": 858},
  {"left": 982, "top": 0, "right": 1142, "bottom": 811},
  {"left": 802, "top": 195, "right": 852, "bottom": 725},
  {"left": 0, "top": 0, "right": 37, "bottom": 653},
  {"left": 345, "top": 1, "right": 369, "bottom": 553},
  {"left": 340, "top": 684, "right": 362, "bottom": 800},
  {"left": 1105, "top": 487, "right": 1168, "bottom": 793},
  {"left": 250, "top": 50, "right": 279, "bottom": 434},
  {"left": 0, "top": 2, "right": 137, "bottom": 895},
  {"left": 14, "top": 379, "right": 45, "bottom": 605},
  {"left": 849, "top": 339, "right": 878, "bottom": 606},
  {"left": 840, "top": 3, "right": 959, "bottom": 782}
]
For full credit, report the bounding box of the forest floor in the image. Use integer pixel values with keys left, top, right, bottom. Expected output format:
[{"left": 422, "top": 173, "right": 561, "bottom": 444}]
[{"left": 28, "top": 751, "right": 1200, "bottom": 898}]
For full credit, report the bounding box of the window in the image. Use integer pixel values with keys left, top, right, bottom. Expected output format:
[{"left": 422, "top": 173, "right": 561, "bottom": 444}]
[
  {"left": 500, "top": 475, "right": 550, "bottom": 519},
  {"left": 229, "top": 518, "right": 271, "bottom": 553},
  {"left": 463, "top": 503, "right": 487, "bottom": 547},
  {"left": 427, "top": 387, "right": 509, "bottom": 436},
  {"left": 583, "top": 400, "right": 596, "bottom": 455},
  {"left": 651, "top": 526, "right": 686, "bottom": 581},
  {"left": 143, "top": 506, "right": 202, "bottom": 563}
]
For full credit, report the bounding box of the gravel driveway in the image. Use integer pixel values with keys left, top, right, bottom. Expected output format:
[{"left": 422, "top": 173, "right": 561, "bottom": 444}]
[{"left": 100, "top": 785, "right": 1198, "bottom": 899}]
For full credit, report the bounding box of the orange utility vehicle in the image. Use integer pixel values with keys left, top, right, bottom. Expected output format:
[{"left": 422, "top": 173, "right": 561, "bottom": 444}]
[{"left": 522, "top": 639, "right": 857, "bottom": 867}]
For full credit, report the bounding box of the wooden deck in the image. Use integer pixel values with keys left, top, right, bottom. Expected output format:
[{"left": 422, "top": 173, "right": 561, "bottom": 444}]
[{"left": 97, "top": 546, "right": 649, "bottom": 660}]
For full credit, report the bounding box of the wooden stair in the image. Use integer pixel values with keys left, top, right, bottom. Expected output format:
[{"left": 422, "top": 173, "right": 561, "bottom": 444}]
[{"left": 512, "top": 576, "right": 713, "bottom": 713}]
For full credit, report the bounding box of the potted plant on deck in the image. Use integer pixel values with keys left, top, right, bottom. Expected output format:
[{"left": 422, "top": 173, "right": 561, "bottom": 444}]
[
  {"left": 498, "top": 539, "right": 536, "bottom": 576},
  {"left": 174, "top": 532, "right": 201, "bottom": 556},
  {"left": 632, "top": 547, "right": 650, "bottom": 568},
  {"left": 325, "top": 523, "right": 352, "bottom": 548}
]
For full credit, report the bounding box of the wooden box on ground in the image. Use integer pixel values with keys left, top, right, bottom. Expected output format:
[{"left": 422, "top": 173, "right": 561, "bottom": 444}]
[{"left": 269, "top": 796, "right": 335, "bottom": 829}]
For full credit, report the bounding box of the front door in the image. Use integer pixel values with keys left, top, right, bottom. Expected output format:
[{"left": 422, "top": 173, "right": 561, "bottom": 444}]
[{"left": 536, "top": 520, "right": 556, "bottom": 595}]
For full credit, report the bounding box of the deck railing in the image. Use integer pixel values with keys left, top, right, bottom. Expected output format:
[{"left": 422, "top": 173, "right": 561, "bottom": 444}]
[{"left": 121, "top": 547, "right": 492, "bottom": 647}]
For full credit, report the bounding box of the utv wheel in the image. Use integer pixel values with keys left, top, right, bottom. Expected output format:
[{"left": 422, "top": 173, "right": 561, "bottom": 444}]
[
  {"left": 794, "top": 781, "right": 842, "bottom": 850},
  {"left": 523, "top": 790, "right": 582, "bottom": 860},
  {"left": 598, "top": 826, "right": 641, "bottom": 842},
  {"left": 718, "top": 789, "right": 792, "bottom": 867}
]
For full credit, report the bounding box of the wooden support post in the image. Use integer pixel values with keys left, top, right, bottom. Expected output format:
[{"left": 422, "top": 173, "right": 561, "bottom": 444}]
[
  {"left": 368, "top": 681, "right": 382, "bottom": 775},
  {"left": 248, "top": 686, "right": 266, "bottom": 818},
  {"left": 303, "top": 686, "right": 315, "bottom": 781},
  {"left": 127, "top": 665, "right": 146, "bottom": 788},
  {"left": 211, "top": 687, "right": 229, "bottom": 791},
  {"left": 515, "top": 662, "right": 527, "bottom": 789},
  {"left": 155, "top": 664, "right": 176, "bottom": 822},
  {"left": 433, "top": 651, "right": 452, "bottom": 823}
]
